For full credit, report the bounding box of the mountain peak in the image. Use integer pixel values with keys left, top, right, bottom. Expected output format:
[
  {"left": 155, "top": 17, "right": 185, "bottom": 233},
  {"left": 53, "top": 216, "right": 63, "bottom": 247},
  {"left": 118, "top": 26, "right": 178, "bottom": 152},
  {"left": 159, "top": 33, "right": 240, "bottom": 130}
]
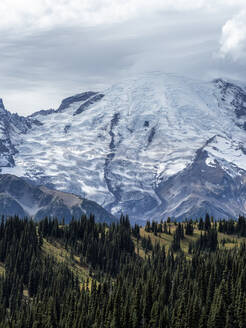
[
  {"left": 1, "top": 75, "right": 246, "bottom": 221},
  {"left": 0, "top": 98, "right": 5, "bottom": 111}
]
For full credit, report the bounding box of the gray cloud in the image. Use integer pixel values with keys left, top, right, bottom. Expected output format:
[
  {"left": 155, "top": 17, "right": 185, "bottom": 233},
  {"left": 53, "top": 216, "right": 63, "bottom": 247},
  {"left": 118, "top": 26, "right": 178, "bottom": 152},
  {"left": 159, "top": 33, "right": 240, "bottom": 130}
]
[
  {"left": 219, "top": 10, "right": 246, "bottom": 60},
  {"left": 0, "top": 2, "right": 246, "bottom": 115}
]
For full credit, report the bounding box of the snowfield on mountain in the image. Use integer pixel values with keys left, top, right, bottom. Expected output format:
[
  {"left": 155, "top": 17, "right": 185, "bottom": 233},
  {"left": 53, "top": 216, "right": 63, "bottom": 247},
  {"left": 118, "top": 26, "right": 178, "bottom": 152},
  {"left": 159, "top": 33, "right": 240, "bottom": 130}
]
[{"left": 1, "top": 72, "right": 246, "bottom": 222}]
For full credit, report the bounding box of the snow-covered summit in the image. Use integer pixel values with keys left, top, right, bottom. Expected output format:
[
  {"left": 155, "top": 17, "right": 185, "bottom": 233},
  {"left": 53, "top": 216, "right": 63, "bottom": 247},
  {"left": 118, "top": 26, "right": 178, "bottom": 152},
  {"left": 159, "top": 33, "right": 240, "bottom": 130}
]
[{"left": 1, "top": 72, "right": 246, "bottom": 221}]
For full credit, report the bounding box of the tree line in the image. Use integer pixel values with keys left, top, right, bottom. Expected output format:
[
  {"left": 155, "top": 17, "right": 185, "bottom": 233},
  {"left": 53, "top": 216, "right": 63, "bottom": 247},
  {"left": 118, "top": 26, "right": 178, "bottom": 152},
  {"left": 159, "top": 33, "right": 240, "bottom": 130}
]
[{"left": 0, "top": 214, "right": 245, "bottom": 327}]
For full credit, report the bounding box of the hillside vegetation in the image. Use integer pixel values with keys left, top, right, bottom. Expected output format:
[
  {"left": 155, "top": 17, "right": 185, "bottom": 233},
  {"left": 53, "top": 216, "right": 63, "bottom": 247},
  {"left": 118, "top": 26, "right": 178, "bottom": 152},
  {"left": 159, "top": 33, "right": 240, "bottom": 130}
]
[
  {"left": 0, "top": 214, "right": 246, "bottom": 327},
  {"left": 136, "top": 218, "right": 246, "bottom": 258}
]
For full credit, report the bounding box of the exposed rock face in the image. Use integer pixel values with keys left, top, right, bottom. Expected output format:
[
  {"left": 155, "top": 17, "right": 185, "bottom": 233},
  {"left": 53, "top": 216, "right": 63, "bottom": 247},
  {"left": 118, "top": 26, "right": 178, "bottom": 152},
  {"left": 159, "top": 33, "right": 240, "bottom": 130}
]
[
  {"left": 30, "top": 109, "right": 56, "bottom": 117},
  {"left": 0, "top": 174, "right": 115, "bottom": 223},
  {"left": 154, "top": 146, "right": 246, "bottom": 221},
  {"left": 0, "top": 99, "right": 41, "bottom": 167},
  {"left": 1, "top": 73, "right": 246, "bottom": 222},
  {"left": 57, "top": 92, "right": 98, "bottom": 112},
  {"left": 214, "top": 78, "right": 246, "bottom": 118}
]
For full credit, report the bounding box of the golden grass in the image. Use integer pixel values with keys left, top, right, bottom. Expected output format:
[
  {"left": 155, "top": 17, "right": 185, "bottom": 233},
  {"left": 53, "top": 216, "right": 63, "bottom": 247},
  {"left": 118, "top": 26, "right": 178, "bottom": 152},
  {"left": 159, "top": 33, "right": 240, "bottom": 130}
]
[
  {"left": 41, "top": 224, "right": 246, "bottom": 288},
  {"left": 132, "top": 237, "right": 147, "bottom": 259},
  {"left": 137, "top": 223, "right": 246, "bottom": 257},
  {"left": 0, "top": 262, "right": 5, "bottom": 276},
  {"left": 42, "top": 238, "right": 93, "bottom": 289},
  {"left": 23, "top": 289, "right": 29, "bottom": 298}
]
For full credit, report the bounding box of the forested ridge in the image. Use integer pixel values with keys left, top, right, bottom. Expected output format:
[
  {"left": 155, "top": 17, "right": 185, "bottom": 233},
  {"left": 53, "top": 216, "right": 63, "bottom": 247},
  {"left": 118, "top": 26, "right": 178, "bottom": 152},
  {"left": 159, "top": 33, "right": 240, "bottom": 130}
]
[{"left": 0, "top": 214, "right": 246, "bottom": 327}]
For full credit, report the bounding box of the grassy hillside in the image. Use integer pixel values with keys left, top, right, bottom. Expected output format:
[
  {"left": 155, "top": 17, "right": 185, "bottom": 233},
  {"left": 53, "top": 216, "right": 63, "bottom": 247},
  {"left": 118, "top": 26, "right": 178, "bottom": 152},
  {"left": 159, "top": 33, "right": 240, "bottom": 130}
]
[
  {"left": 39, "top": 220, "right": 246, "bottom": 287},
  {"left": 2, "top": 215, "right": 246, "bottom": 327},
  {"left": 134, "top": 222, "right": 246, "bottom": 259},
  {"left": 1, "top": 217, "right": 245, "bottom": 291},
  {"left": 42, "top": 238, "right": 92, "bottom": 288}
]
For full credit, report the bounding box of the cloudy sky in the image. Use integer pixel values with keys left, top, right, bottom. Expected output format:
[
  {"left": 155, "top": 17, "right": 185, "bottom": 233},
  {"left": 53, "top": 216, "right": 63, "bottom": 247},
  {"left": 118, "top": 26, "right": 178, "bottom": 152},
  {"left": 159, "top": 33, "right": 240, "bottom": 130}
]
[{"left": 1, "top": 0, "right": 246, "bottom": 115}]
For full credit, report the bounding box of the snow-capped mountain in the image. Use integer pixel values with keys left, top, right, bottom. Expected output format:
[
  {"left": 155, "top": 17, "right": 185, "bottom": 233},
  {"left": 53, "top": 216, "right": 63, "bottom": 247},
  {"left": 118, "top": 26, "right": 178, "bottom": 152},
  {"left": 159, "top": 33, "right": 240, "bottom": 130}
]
[
  {"left": 1, "top": 72, "right": 246, "bottom": 222},
  {"left": 0, "top": 98, "right": 41, "bottom": 167}
]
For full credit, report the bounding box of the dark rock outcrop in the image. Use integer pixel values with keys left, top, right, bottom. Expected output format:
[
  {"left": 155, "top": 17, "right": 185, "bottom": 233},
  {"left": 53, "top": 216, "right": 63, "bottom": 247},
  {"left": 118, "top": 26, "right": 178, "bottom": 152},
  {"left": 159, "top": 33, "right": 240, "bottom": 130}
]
[{"left": 57, "top": 92, "right": 98, "bottom": 112}]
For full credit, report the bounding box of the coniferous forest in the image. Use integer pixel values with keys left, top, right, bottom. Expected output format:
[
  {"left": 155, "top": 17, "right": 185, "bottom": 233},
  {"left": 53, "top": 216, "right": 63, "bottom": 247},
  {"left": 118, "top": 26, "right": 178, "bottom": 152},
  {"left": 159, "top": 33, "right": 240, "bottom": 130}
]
[{"left": 0, "top": 214, "right": 246, "bottom": 327}]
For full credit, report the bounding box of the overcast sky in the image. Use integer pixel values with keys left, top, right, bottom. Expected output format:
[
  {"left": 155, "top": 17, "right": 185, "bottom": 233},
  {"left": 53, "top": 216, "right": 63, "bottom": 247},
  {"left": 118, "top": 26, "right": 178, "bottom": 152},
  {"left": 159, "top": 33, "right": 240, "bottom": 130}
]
[{"left": 1, "top": 0, "right": 246, "bottom": 115}]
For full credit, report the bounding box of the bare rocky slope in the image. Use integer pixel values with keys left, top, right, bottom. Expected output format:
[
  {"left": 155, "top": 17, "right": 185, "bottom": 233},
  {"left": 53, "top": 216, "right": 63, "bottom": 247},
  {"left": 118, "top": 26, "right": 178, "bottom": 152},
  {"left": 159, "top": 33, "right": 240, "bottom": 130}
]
[{"left": 0, "top": 174, "right": 115, "bottom": 223}]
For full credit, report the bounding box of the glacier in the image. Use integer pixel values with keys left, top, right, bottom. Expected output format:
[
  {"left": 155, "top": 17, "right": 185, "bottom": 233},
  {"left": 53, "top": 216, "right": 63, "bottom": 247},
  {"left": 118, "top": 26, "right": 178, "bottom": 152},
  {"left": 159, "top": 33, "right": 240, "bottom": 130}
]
[{"left": 1, "top": 72, "right": 246, "bottom": 222}]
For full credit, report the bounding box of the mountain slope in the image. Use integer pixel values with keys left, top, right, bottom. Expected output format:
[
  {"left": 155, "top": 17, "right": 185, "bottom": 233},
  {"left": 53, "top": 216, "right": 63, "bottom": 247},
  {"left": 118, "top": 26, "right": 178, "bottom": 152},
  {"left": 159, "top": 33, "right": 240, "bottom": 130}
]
[
  {"left": 1, "top": 72, "right": 246, "bottom": 221},
  {"left": 0, "top": 99, "right": 41, "bottom": 167},
  {"left": 0, "top": 174, "right": 115, "bottom": 223}
]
